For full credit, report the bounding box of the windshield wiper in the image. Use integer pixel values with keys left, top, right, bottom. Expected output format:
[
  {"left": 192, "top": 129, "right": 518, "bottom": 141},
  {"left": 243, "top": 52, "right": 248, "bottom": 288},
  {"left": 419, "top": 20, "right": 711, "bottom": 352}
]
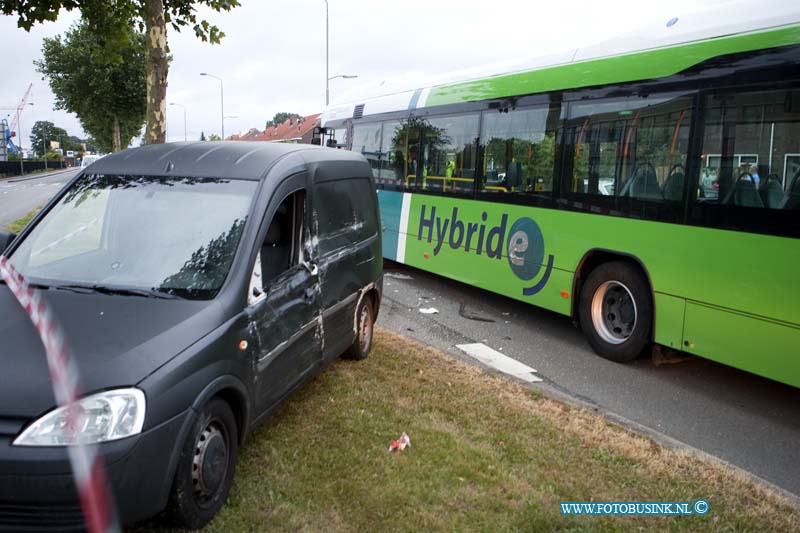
[{"left": 52, "top": 283, "right": 181, "bottom": 300}]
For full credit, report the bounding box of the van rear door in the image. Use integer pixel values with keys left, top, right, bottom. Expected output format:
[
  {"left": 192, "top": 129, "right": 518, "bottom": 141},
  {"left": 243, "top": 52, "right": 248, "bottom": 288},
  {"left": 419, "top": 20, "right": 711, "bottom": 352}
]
[{"left": 314, "top": 176, "right": 379, "bottom": 360}]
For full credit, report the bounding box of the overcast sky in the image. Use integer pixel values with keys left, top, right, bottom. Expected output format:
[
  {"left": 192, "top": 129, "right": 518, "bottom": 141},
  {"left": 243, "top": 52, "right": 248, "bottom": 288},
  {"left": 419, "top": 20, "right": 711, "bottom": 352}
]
[{"left": 2, "top": 0, "right": 708, "bottom": 147}]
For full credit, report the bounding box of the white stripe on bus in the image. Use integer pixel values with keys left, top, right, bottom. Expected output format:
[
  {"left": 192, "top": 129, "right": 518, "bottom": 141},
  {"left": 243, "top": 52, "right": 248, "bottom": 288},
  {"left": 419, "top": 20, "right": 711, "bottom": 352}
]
[
  {"left": 396, "top": 192, "right": 412, "bottom": 263},
  {"left": 418, "top": 87, "right": 432, "bottom": 108}
]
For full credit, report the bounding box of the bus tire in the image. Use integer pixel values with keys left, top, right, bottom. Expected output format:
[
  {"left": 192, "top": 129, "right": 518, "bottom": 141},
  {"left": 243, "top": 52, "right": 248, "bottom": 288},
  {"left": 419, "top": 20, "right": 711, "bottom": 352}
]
[{"left": 578, "top": 261, "right": 651, "bottom": 363}]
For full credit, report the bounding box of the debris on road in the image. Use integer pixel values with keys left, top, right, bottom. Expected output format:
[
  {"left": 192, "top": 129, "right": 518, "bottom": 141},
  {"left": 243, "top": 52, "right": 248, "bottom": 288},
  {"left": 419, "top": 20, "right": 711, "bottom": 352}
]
[
  {"left": 388, "top": 432, "right": 411, "bottom": 452},
  {"left": 458, "top": 301, "right": 495, "bottom": 323},
  {"left": 419, "top": 307, "right": 439, "bottom": 314},
  {"left": 385, "top": 272, "right": 414, "bottom": 280}
]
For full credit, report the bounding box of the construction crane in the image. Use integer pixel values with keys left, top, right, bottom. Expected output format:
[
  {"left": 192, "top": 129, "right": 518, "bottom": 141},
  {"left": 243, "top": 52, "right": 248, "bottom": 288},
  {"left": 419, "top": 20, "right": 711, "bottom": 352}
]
[
  {"left": 9, "top": 83, "right": 33, "bottom": 134},
  {"left": 2, "top": 83, "right": 33, "bottom": 155}
]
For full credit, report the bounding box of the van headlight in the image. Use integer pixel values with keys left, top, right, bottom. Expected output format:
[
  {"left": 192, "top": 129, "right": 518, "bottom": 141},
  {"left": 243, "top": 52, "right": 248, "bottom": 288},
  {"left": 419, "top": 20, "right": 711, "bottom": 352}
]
[{"left": 13, "top": 388, "right": 146, "bottom": 446}]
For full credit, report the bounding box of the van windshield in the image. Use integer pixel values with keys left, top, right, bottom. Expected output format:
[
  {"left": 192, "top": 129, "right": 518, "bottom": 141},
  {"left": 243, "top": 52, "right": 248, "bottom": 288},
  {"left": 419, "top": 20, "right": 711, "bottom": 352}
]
[{"left": 9, "top": 174, "right": 257, "bottom": 300}]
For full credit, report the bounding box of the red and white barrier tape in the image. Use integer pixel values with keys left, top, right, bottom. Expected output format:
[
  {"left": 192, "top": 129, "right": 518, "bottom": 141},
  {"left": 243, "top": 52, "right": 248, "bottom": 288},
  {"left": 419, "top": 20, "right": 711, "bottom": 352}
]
[{"left": 0, "top": 256, "right": 118, "bottom": 533}]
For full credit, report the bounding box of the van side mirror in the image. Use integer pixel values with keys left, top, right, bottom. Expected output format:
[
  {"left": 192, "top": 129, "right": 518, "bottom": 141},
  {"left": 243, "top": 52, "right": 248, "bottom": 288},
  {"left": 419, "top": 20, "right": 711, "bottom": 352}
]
[{"left": 0, "top": 231, "right": 16, "bottom": 255}]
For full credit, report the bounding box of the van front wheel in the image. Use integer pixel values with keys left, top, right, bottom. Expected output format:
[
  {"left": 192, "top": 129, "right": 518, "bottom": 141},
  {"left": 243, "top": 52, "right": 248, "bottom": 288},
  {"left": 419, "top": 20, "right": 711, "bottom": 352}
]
[
  {"left": 343, "top": 297, "right": 374, "bottom": 360},
  {"left": 168, "top": 398, "right": 238, "bottom": 529},
  {"left": 578, "top": 261, "right": 651, "bottom": 363}
]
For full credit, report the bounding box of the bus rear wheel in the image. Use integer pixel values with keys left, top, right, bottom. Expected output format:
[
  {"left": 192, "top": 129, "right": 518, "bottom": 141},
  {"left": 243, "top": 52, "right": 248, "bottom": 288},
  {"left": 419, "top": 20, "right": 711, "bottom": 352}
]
[{"left": 578, "top": 261, "right": 651, "bottom": 363}]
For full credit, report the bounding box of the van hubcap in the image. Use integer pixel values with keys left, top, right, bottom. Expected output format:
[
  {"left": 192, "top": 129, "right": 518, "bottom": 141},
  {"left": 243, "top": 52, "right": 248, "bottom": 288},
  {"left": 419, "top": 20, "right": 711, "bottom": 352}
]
[
  {"left": 192, "top": 422, "right": 228, "bottom": 504},
  {"left": 358, "top": 305, "right": 372, "bottom": 353},
  {"left": 591, "top": 281, "right": 637, "bottom": 345}
]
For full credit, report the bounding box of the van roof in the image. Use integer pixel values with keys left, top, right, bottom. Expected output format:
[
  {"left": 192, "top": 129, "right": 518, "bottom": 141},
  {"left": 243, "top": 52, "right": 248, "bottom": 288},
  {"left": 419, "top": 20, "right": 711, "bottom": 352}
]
[{"left": 87, "top": 142, "right": 367, "bottom": 181}]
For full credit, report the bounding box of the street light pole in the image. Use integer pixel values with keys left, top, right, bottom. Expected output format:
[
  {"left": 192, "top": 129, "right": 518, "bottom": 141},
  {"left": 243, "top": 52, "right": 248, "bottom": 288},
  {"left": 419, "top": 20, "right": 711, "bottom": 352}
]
[
  {"left": 200, "top": 73, "right": 224, "bottom": 140},
  {"left": 42, "top": 125, "right": 47, "bottom": 169},
  {"left": 16, "top": 108, "right": 23, "bottom": 175},
  {"left": 170, "top": 103, "right": 188, "bottom": 142},
  {"left": 327, "top": 74, "right": 358, "bottom": 107},
  {"left": 325, "top": 0, "right": 329, "bottom": 106},
  {"left": 323, "top": 3, "right": 357, "bottom": 106}
]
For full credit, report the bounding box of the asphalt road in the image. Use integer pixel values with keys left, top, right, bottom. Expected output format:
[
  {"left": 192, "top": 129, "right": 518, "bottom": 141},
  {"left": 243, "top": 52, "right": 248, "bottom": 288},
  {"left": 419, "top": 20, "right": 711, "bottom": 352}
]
[
  {"left": 376, "top": 261, "right": 800, "bottom": 498},
  {"left": 0, "top": 168, "right": 78, "bottom": 229}
]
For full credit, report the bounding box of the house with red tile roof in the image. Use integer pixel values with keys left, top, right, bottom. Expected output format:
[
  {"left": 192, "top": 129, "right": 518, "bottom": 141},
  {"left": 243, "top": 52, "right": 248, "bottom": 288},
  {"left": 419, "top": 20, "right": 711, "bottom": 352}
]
[{"left": 227, "top": 113, "right": 321, "bottom": 144}]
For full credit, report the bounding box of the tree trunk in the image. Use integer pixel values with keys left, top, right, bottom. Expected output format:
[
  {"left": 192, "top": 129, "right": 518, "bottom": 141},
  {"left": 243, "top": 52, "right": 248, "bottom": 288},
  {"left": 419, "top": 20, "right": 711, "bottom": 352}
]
[
  {"left": 143, "top": 0, "right": 168, "bottom": 144},
  {"left": 112, "top": 114, "right": 121, "bottom": 152}
]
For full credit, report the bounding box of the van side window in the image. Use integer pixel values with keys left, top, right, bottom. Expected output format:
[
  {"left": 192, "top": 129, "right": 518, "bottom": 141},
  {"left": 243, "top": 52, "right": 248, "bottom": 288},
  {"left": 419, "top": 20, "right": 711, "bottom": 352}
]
[
  {"left": 248, "top": 190, "right": 306, "bottom": 305},
  {"left": 316, "top": 178, "right": 377, "bottom": 255}
]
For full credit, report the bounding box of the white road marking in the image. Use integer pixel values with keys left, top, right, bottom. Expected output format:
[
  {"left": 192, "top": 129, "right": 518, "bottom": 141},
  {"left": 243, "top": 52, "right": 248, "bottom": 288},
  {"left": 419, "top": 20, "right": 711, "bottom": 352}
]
[
  {"left": 419, "top": 307, "right": 439, "bottom": 314},
  {"left": 456, "top": 342, "right": 543, "bottom": 383}
]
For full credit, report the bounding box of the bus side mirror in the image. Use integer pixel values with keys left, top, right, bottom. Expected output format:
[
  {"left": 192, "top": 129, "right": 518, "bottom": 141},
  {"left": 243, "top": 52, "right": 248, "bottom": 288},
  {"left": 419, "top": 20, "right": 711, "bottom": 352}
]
[{"left": 0, "top": 230, "right": 17, "bottom": 255}]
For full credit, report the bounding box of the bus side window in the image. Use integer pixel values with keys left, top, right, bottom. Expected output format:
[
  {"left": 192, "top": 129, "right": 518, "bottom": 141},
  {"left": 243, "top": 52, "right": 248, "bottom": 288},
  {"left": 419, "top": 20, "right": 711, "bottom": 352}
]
[
  {"left": 351, "top": 123, "right": 384, "bottom": 185},
  {"left": 565, "top": 94, "right": 693, "bottom": 202},
  {"left": 480, "top": 105, "right": 557, "bottom": 196},
  {"left": 699, "top": 88, "right": 800, "bottom": 210},
  {"left": 381, "top": 118, "right": 422, "bottom": 193},
  {"left": 422, "top": 114, "right": 479, "bottom": 196}
]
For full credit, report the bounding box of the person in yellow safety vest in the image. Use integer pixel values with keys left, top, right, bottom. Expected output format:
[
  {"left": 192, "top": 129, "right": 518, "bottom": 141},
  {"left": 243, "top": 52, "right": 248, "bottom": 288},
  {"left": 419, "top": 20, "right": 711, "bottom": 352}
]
[
  {"left": 444, "top": 158, "right": 456, "bottom": 192},
  {"left": 445, "top": 159, "right": 455, "bottom": 178}
]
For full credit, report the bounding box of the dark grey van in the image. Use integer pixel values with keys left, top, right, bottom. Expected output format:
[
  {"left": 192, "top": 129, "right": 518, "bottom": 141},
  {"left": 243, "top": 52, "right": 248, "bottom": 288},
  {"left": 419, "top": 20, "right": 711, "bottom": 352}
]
[{"left": 0, "top": 142, "right": 382, "bottom": 529}]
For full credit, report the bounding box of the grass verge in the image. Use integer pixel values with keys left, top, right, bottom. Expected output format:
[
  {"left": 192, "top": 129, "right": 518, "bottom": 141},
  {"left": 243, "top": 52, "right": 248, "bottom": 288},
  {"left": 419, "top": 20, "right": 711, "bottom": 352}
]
[
  {"left": 4, "top": 207, "right": 41, "bottom": 234},
  {"left": 139, "top": 328, "right": 798, "bottom": 531}
]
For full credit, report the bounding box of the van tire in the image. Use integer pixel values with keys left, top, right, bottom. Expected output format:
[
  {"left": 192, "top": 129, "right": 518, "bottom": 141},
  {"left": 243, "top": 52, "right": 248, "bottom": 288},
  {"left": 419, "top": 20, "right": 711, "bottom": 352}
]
[
  {"left": 578, "top": 261, "right": 651, "bottom": 363},
  {"left": 168, "top": 398, "right": 238, "bottom": 529},
  {"left": 343, "top": 297, "right": 374, "bottom": 360}
]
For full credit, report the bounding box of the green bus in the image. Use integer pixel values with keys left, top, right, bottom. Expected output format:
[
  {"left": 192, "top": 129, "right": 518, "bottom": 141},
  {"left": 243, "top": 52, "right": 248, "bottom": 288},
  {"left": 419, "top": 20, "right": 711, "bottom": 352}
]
[{"left": 320, "top": 6, "right": 800, "bottom": 388}]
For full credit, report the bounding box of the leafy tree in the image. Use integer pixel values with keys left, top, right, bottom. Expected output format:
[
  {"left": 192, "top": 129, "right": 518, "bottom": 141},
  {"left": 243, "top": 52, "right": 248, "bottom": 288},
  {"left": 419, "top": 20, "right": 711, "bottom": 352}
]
[
  {"left": 67, "top": 135, "right": 98, "bottom": 153},
  {"left": 30, "top": 120, "right": 67, "bottom": 157},
  {"left": 2, "top": 0, "right": 240, "bottom": 145},
  {"left": 36, "top": 20, "right": 146, "bottom": 152},
  {"left": 207, "top": 133, "right": 221, "bottom": 141},
  {"left": 266, "top": 112, "right": 300, "bottom": 128},
  {"left": 199, "top": 131, "right": 206, "bottom": 141},
  {"left": 29, "top": 121, "right": 85, "bottom": 157}
]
